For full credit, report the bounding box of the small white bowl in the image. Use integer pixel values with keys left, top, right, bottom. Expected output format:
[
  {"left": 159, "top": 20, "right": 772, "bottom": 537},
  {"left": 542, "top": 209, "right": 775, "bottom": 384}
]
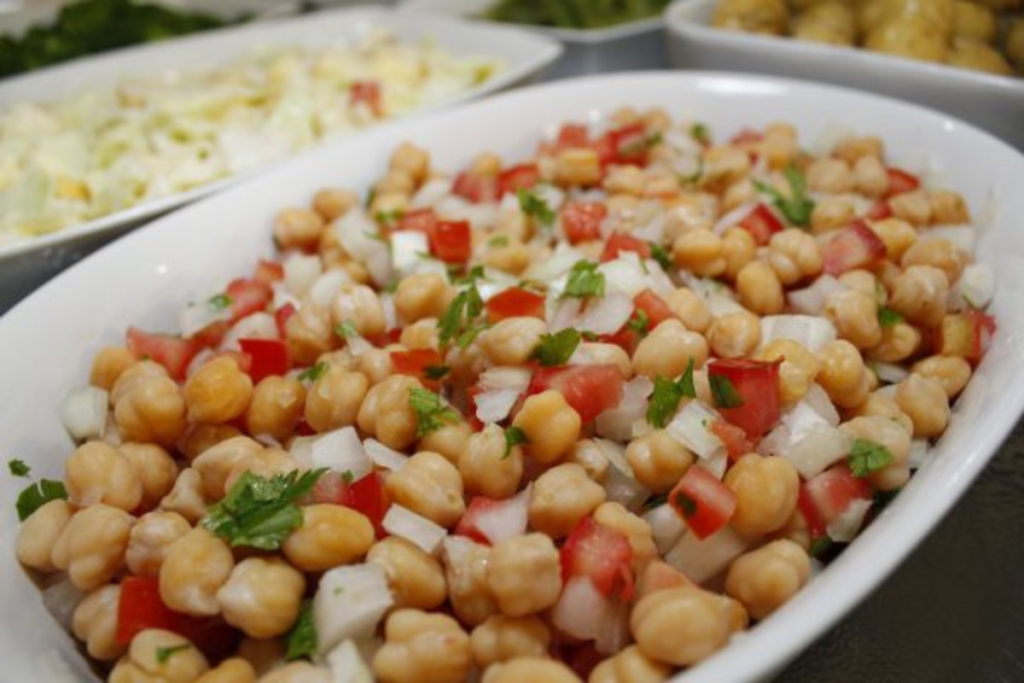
[
  {"left": 664, "top": 0, "right": 1024, "bottom": 151},
  {"left": 1, "top": 72, "right": 1023, "bottom": 682},
  {"left": 399, "top": 0, "right": 668, "bottom": 77}
]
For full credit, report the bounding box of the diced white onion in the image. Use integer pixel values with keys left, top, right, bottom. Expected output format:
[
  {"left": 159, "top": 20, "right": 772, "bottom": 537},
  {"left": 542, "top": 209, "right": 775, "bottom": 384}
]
[
  {"left": 548, "top": 297, "right": 582, "bottom": 333},
  {"left": 788, "top": 275, "right": 846, "bottom": 316},
  {"left": 534, "top": 184, "right": 565, "bottom": 212},
  {"left": 179, "top": 300, "right": 232, "bottom": 339},
  {"left": 712, "top": 201, "right": 756, "bottom": 235},
  {"left": 309, "top": 270, "right": 353, "bottom": 310},
  {"left": 595, "top": 438, "right": 651, "bottom": 512},
  {"left": 599, "top": 254, "right": 648, "bottom": 298},
  {"left": 872, "top": 361, "right": 909, "bottom": 385},
  {"left": 327, "top": 640, "right": 374, "bottom": 683},
  {"left": 696, "top": 451, "right": 728, "bottom": 480},
  {"left": 288, "top": 435, "right": 316, "bottom": 469},
  {"left": 802, "top": 384, "right": 841, "bottom": 426},
  {"left": 314, "top": 564, "right": 393, "bottom": 654},
  {"left": 344, "top": 332, "right": 374, "bottom": 357},
  {"left": 781, "top": 398, "right": 830, "bottom": 441},
  {"left": 364, "top": 247, "right": 394, "bottom": 288},
  {"left": 664, "top": 525, "right": 749, "bottom": 585},
  {"left": 578, "top": 291, "right": 635, "bottom": 335},
  {"left": 380, "top": 294, "right": 398, "bottom": 330},
  {"left": 473, "top": 486, "right": 530, "bottom": 544},
  {"left": 760, "top": 315, "right": 837, "bottom": 353},
  {"left": 908, "top": 438, "right": 930, "bottom": 470},
  {"left": 59, "top": 386, "right": 108, "bottom": 442},
  {"left": 644, "top": 504, "right": 687, "bottom": 554},
  {"left": 284, "top": 253, "right": 323, "bottom": 298},
  {"left": 335, "top": 209, "right": 380, "bottom": 262},
  {"left": 595, "top": 597, "right": 631, "bottom": 656},
  {"left": 474, "top": 389, "right": 521, "bottom": 425},
  {"left": 551, "top": 577, "right": 608, "bottom": 641},
  {"left": 310, "top": 427, "right": 372, "bottom": 481},
  {"left": 779, "top": 423, "right": 853, "bottom": 480},
  {"left": 826, "top": 498, "right": 873, "bottom": 543},
  {"left": 633, "top": 212, "right": 665, "bottom": 243},
  {"left": 221, "top": 312, "right": 278, "bottom": 351},
  {"left": 955, "top": 263, "right": 995, "bottom": 310},
  {"left": 272, "top": 284, "right": 301, "bottom": 313},
  {"left": 435, "top": 196, "right": 497, "bottom": 231},
  {"left": 478, "top": 367, "right": 532, "bottom": 393},
  {"left": 382, "top": 505, "right": 447, "bottom": 555},
  {"left": 391, "top": 230, "right": 430, "bottom": 275},
  {"left": 922, "top": 224, "right": 976, "bottom": 253},
  {"left": 667, "top": 401, "right": 724, "bottom": 459},
  {"left": 526, "top": 242, "right": 585, "bottom": 284},
  {"left": 643, "top": 259, "right": 676, "bottom": 298},
  {"left": 596, "top": 376, "right": 653, "bottom": 442},
  {"left": 363, "top": 439, "right": 408, "bottom": 472},
  {"left": 410, "top": 178, "right": 452, "bottom": 208}
]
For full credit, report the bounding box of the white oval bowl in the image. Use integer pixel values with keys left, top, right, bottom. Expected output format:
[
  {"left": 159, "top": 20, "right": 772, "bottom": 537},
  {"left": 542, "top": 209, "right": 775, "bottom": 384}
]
[{"left": 1, "top": 72, "right": 1023, "bottom": 682}]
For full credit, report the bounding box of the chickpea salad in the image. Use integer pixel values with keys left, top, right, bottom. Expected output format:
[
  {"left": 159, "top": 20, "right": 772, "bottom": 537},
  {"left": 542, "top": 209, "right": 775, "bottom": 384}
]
[
  {"left": 0, "top": 29, "right": 502, "bottom": 246},
  {"left": 12, "top": 110, "right": 997, "bottom": 683}
]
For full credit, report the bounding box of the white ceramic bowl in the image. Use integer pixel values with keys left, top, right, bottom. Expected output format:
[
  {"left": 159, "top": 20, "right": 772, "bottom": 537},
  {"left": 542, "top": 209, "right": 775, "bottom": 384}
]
[
  {"left": 2, "top": 72, "right": 1023, "bottom": 682},
  {"left": 399, "top": 0, "right": 668, "bottom": 78},
  {"left": 0, "top": 4, "right": 562, "bottom": 309},
  {"left": 664, "top": 0, "right": 1024, "bottom": 152}
]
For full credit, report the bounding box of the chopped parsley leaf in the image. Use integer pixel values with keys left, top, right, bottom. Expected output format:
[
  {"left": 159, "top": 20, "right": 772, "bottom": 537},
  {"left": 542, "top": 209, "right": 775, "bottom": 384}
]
[
  {"left": 285, "top": 600, "right": 317, "bottom": 661},
  {"left": 753, "top": 165, "right": 815, "bottom": 227},
  {"left": 155, "top": 644, "right": 191, "bottom": 664},
  {"left": 674, "top": 491, "right": 698, "bottom": 518},
  {"left": 298, "top": 362, "right": 329, "bottom": 383},
  {"left": 201, "top": 469, "right": 326, "bottom": 550},
  {"left": 643, "top": 493, "right": 668, "bottom": 510},
  {"left": 15, "top": 479, "right": 67, "bottom": 521},
  {"left": 627, "top": 309, "right": 651, "bottom": 338},
  {"left": 562, "top": 260, "right": 605, "bottom": 299},
  {"left": 620, "top": 131, "right": 664, "bottom": 157},
  {"left": 518, "top": 188, "right": 555, "bottom": 225},
  {"left": 409, "top": 387, "right": 461, "bottom": 437},
  {"left": 709, "top": 374, "right": 745, "bottom": 409},
  {"left": 488, "top": 234, "right": 510, "bottom": 247},
  {"left": 341, "top": 470, "right": 355, "bottom": 484},
  {"left": 646, "top": 357, "right": 697, "bottom": 428},
  {"left": 374, "top": 209, "right": 404, "bottom": 224},
  {"left": 334, "top": 320, "right": 359, "bottom": 340},
  {"left": 439, "top": 285, "right": 485, "bottom": 348},
  {"left": 452, "top": 265, "right": 486, "bottom": 286},
  {"left": 207, "top": 293, "right": 232, "bottom": 311},
  {"left": 8, "top": 459, "right": 30, "bottom": 477},
  {"left": 691, "top": 122, "right": 711, "bottom": 145},
  {"left": 503, "top": 426, "right": 529, "bottom": 458},
  {"left": 848, "top": 438, "right": 894, "bottom": 477},
  {"left": 423, "top": 364, "right": 451, "bottom": 381},
  {"left": 530, "top": 329, "right": 581, "bottom": 367},
  {"left": 649, "top": 242, "right": 673, "bottom": 271},
  {"left": 809, "top": 536, "right": 833, "bottom": 558},
  {"left": 877, "top": 307, "right": 904, "bottom": 328}
]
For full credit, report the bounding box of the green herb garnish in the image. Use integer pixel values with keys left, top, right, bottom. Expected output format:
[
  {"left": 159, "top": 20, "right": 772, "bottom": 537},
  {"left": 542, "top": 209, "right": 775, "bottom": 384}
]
[
  {"left": 563, "top": 260, "right": 605, "bottom": 299},
  {"left": 503, "top": 426, "right": 529, "bottom": 458},
  {"left": 8, "top": 459, "right": 30, "bottom": 477},
  {"left": 155, "top": 644, "right": 191, "bottom": 664},
  {"left": 375, "top": 209, "right": 404, "bottom": 224},
  {"left": 810, "top": 536, "right": 833, "bottom": 558},
  {"left": 848, "top": 438, "right": 894, "bottom": 478},
  {"left": 207, "top": 293, "right": 232, "bottom": 311},
  {"left": 423, "top": 365, "right": 451, "bottom": 381},
  {"left": 409, "top": 387, "right": 461, "bottom": 437},
  {"left": 452, "top": 265, "right": 486, "bottom": 286},
  {"left": 334, "top": 320, "right": 359, "bottom": 340},
  {"left": 627, "top": 309, "right": 651, "bottom": 338},
  {"left": 15, "top": 479, "right": 67, "bottom": 521},
  {"left": 530, "top": 329, "right": 582, "bottom": 367},
  {"left": 646, "top": 357, "right": 696, "bottom": 428},
  {"left": 439, "top": 285, "right": 486, "bottom": 348},
  {"left": 691, "top": 122, "right": 711, "bottom": 146},
  {"left": 643, "top": 493, "right": 668, "bottom": 510},
  {"left": 488, "top": 235, "right": 510, "bottom": 247},
  {"left": 877, "top": 307, "right": 904, "bottom": 328},
  {"left": 285, "top": 600, "right": 317, "bottom": 661},
  {"left": 620, "top": 131, "right": 663, "bottom": 158},
  {"left": 753, "top": 165, "right": 815, "bottom": 227},
  {"left": 298, "top": 362, "right": 329, "bottom": 383},
  {"left": 709, "top": 374, "right": 744, "bottom": 409},
  {"left": 674, "top": 491, "right": 697, "bottom": 518},
  {"left": 649, "top": 242, "right": 673, "bottom": 271},
  {"left": 518, "top": 188, "right": 556, "bottom": 225}
]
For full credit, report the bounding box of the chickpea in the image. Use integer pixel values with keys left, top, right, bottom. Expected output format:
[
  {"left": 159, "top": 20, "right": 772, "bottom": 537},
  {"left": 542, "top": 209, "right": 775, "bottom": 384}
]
[
  {"left": 312, "top": 188, "right": 358, "bottom": 222},
  {"left": 373, "top": 609, "right": 472, "bottom": 683},
  {"left": 64, "top": 440, "right": 142, "bottom": 511},
  {"left": 255, "top": 662, "right": 329, "bottom": 683},
  {"left": 91, "top": 346, "right": 136, "bottom": 391},
  {"left": 512, "top": 390, "right": 581, "bottom": 466},
  {"left": 824, "top": 289, "right": 882, "bottom": 350},
  {"left": 665, "top": 288, "right": 712, "bottom": 334},
  {"left": 395, "top": 273, "right": 453, "bottom": 323},
  {"left": 178, "top": 424, "right": 243, "bottom": 462},
  {"left": 216, "top": 558, "right": 305, "bottom": 639},
  {"left": 889, "top": 265, "right": 950, "bottom": 328},
  {"left": 626, "top": 430, "right": 694, "bottom": 493},
  {"left": 762, "top": 123, "right": 799, "bottom": 169},
  {"left": 604, "top": 164, "right": 646, "bottom": 195},
  {"left": 357, "top": 375, "right": 421, "bottom": 451},
  {"left": 192, "top": 436, "right": 264, "bottom": 501},
  {"left": 816, "top": 340, "right": 867, "bottom": 407},
  {"left": 377, "top": 169, "right": 416, "bottom": 195},
  {"left": 631, "top": 587, "right": 735, "bottom": 666},
  {"left": 912, "top": 355, "right": 972, "bottom": 399},
  {"left": 481, "top": 317, "right": 547, "bottom": 366},
  {"left": 126, "top": 511, "right": 191, "bottom": 577},
  {"left": 555, "top": 148, "right": 602, "bottom": 187},
  {"left": 195, "top": 658, "right": 257, "bottom": 683},
  {"left": 370, "top": 191, "right": 409, "bottom": 220},
  {"left": 589, "top": 645, "right": 672, "bottom": 683},
  {"left": 853, "top": 155, "right": 889, "bottom": 198},
  {"left": 483, "top": 659, "right": 581, "bottom": 683},
  {"left": 768, "top": 229, "right": 822, "bottom": 285},
  {"left": 159, "top": 468, "right": 207, "bottom": 523},
  {"left": 870, "top": 322, "right": 922, "bottom": 363},
  {"left": 274, "top": 208, "right": 324, "bottom": 250},
  {"left": 460, "top": 425, "right": 524, "bottom": 499},
  {"left": 390, "top": 143, "right": 430, "bottom": 184},
  {"left": 725, "top": 540, "right": 810, "bottom": 620},
  {"left": 725, "top": 454, "right": 799, "bottom": 539},
  {"left": 285, "top": 303, "right": 335, "bottom": 366},
  {"left": 756, "top": 339, "right": 820, "bottom": 404},
  {"left": 184, "top": 357, "right": 254, "bottom": 424},
  {"left": 111, "top": 360, "right": 166, "bottom": 406},
  {"left": 470, "top": 616, "right": 550, "bottom": 669},
  {"left": 929, "top": 190, "right": 970, "bottom": 224},
  {"left": 386, "top": 451, "right": 465, "bottom": 528},
  {"left": 109, "top": 629, "right": 209, "bottom": 683},
  {"left": 330, "top": 283, "right": 386, "bottom": 339},
  {"left": 869, "top": 218, "right": 917, "bottom": 261},
  {"left": 702, "top": 146, "right": 750, "bottom": 192},
  {"left": 810, "top": 197, "right": 855, "bottom": 235},
  {"left": 572, "top": 342, "right": 632, "bottom": 378},
  {"left": 849, "top": 391, "right": 914, "bottom": 434},
  {"left": 357, "top": 347, "right": 395, "bottom": 386},
  {"left": 568, "top": 439, "right": 611, "bottom": 483},
  {"left": 73, "top": 584, "right": 124, "bottom": 661},
  {"left": 160, "top": 527, "right": 234, "bottom": 617},
  {"left": 834, "top": 136, "right": 883, "bottom": 163},
  {"left": 632, "top": 319, "right": 709, "bottom": 380},
  {"left": 736, "top": 260, "right": 785, "bottom": 314},
  {"left": 114, "top": 373, "right": 187, "bottom": 447},
  {"left": 487, "top": 534, "right": 562, "bottom": 617},
  {"left": 443, "top": 537, "right": 499, "bottom": 626},
  {"left": 400, "top": 319, "right": 440, "bottom": 351},
  {"left": 528, "top": 464, "right": 606, "bottom": 539},
  {"left": 483, "top": 236, "right": 531, "bottom": 275},
  {"left": 51, "top": 504, "right": 132, "bottom": 590},
  {"left": 303, "top": 366, "right": 368, "bottom": 434},
  {"left": 708, "top": 311, "right": 761, "bottom": 359},
  {"left": 120, "top": 442, "right": 178, "bottom": 510},
  {"left": 673, "top": 230, "right": 726, "bottom": 277},
  {"left": 418, "top": 420, "right": 471, "bottom": 466},
  {"left": 840, "top": 415, "right": 912, "bottom": 490},
  {"left": 245, "top": 377, "right": 305, "bottom": 442},
  {"left": 663, "top": 194, "right": 718, "bottom": 240},
  {"left": 806, "top": 157, "right": 853, "bottom": 193},
  {"left": 16, "top": 499, "right": 73, "bottom": 572},
  {"left": 368, "top": 537, "right": 447, "bottom": 610},
  {"left": 890, "top": 190, "right": 932, "bottom": 226},
  {"left": 282, "top": 504, "right": 374, "bottom": 572},
  {"left": 901, "top": 238, "right": 969, "bottom": 284},
  {"left": 594, "top": 501, "right": 658, "bottom": 572},
  {"left": 895, "top": 374, "right": 950, "bottom": 438},
  {"left": 224, "top": 449, "right": 297, "bottom": 495}
]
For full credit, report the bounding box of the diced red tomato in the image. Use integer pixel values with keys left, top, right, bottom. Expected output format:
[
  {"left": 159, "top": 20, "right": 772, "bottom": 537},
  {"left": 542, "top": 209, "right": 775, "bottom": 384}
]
[
  {"left": 225, "top": 278, "right": 273, "bottom": 322},
  {"left": 254, "top": 259, "right": 284, "bottom": 285},
  {"left": 486, "top": 287, "right": 546, "bottom": 322},
  {"left": 453, "top": 497, "right": 507, "bottom": 545},
  {"left": 311, "top": 471, "right": 389, "bottom": 538},
  {"left": 596, "top": 123, "right": 648, "bottom": 166},
  {"left": 453, "top": 172, "right": 499, "bottom": 204},
  {"left": 560, "top": 516, "right": 635, "bottom": 600},
  {"left": 797, "top": 484, "right": 827, "bottom": 539},
  {"left": 349, "top": 80, "right": 382, "bottom": 117},
  {"left": 865, "top": 201, "right": 892, "bottom": 221},
  {"left": 562, "top": 201, "right": 608, "bottom": 244},
  {"left": 117, "top": 576, "right": 237, "bottom": 656},
  {"left": 730, "top": 128, "right": 763, "bottom": 146},
  {"left": 206, "top": 350, "right": 253, "bottom": 375},
  {"left": 669, "top": 466, "right": 737, "bottom": 540},
  {"left": 528, "top": 364, "right": 624, "bottom": 423},
  {"left": 126, "top": 328, "right": 202, "bottom": 381},
  {"left": 238, "top": 338, "right": 289, "bottom": 384},
  {"left": 432, "top": 220, "right": 471, "bottom": 263},
  {"left": 600, "top": 327, "right": 641, "bottom": 356},
  {"left": 601, "top": 233, "right": 650, "bottom": 262},
  {"left": 497, "top": 163, "right": 540, "bottom": 196},
  {"left": 935, "top": 310, "right": 997, "bottom": 364},
  {"left": 556, "top": 123, "right": 590, "bottom": 149},
  {"left": 707, "top": 358, "right": 782, "bottom": 438},
  {"left": 191, "top": 320, "right": 230, "bottom": 349},
  {"left": 738, "top": 203, "right": 784, "bottom": 246},
  {"left": 821, "top": 220, "right": 887, "bottom": 276},
  {"left": 633, "top": 289, "right": 675, "bottom": 330},
  {"left": 801, "top": 464, "right": 872, "bottom": 529},
  {"left": 390, "top": 348, "right": 445, "bottom": 387},
  {"left": 397, "top": 208, "right": 439, "bottom": 235},
  {"left": 885, "top": 168, "right": 920, "bottom": 198},
  {"left": 709, "top": 420, "right": 755, "bottom": 461},
  {"left": 274, "top": 303, "right": 296, "bottom": 337}
]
